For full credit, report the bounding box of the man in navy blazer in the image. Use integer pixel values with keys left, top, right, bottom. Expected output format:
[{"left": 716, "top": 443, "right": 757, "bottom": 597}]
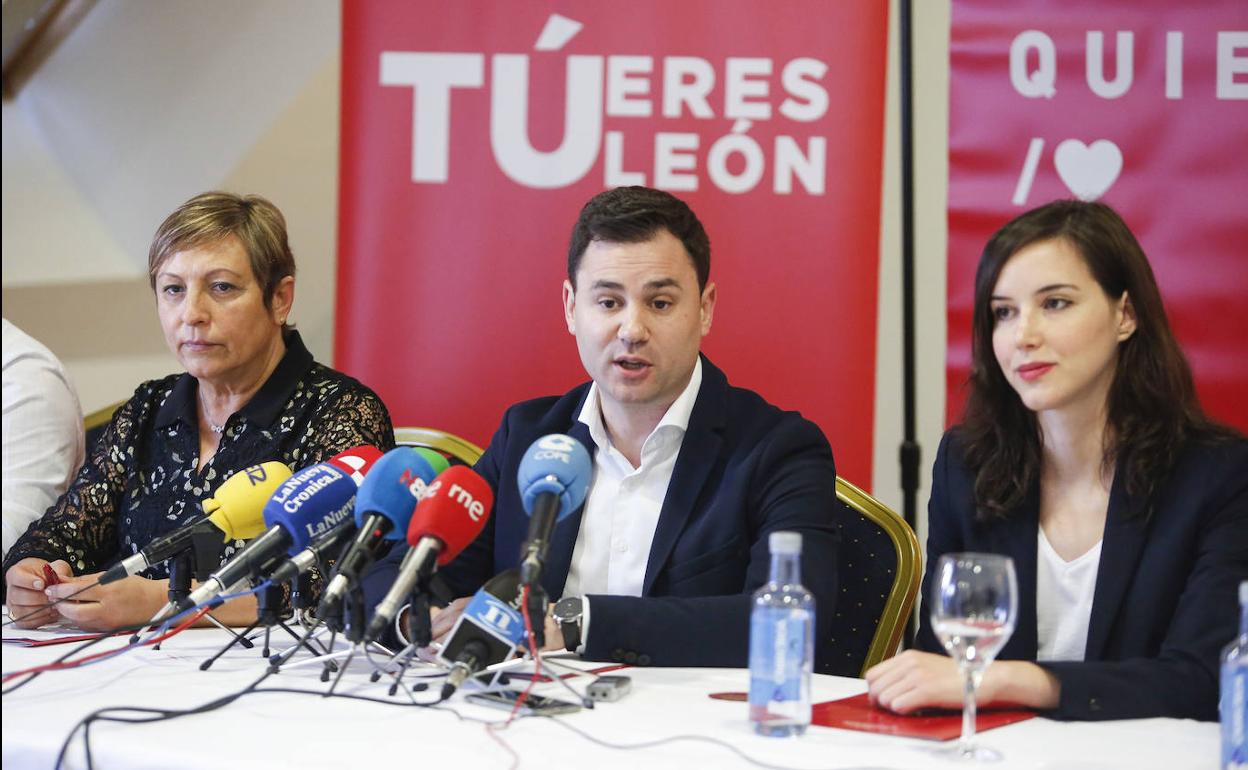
[{"left": 366, "top": 186, "right": 841, "bottom": 671}]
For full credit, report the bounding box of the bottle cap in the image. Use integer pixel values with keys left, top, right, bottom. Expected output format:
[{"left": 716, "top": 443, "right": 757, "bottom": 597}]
[
  {"left": 769, "top": 531, "right": 802, "bottom": 554},
  {"left": 1240, "top": 580, "right": 1248, "bottom": 606}
]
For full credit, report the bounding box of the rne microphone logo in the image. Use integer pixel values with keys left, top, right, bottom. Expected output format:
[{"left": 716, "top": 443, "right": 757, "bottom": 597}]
[
  {"left": 380, "top": 13, "right": 831, "bottom": 195},
  {"left": 447, "top": 483, "right": 487, "bottom": 521}
]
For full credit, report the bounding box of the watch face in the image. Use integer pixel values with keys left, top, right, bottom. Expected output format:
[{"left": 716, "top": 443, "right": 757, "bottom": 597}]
[{"left": 553, "top": 596, "right": 582, "bottom": 622}]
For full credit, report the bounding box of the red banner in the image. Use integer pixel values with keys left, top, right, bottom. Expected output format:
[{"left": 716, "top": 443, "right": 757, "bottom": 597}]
[
  {"left": 948, "top": 1, "right": 1248, "bottom": 429},
  {"left": 337, "top": 2, "right": 888, "bottom": 486}
]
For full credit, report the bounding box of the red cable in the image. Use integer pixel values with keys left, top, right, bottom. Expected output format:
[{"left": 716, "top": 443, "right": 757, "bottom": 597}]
[
  {"left": 2, "top": 607, "right": 211, "bottom": 681},
  {"left": 486, "top": 584, "right": 543, "bottom": 727}
]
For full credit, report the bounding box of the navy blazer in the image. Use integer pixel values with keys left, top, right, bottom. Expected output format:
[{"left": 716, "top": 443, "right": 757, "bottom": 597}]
[
  {"left": 917, "top": 430, "right": 1248, "bottom": 721},
  {"left": 364, "top": 357, "right": 842, "bottom": 671}
]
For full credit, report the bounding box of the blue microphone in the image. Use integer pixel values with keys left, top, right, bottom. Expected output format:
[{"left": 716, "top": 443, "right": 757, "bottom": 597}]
[
  {"left": 177, "top": 463, "right": 357, "bottom": 610},
  {"left": 516, "top": 434, "right": 591, "bottom": 586},
  {"left": 317, "top": 447, "right": 440, "bottom": 621}
]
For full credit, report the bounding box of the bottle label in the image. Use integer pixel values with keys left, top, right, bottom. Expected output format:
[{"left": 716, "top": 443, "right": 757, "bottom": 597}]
[
  {"left": 749, "top": 608, "right": 811, "bottom": 706},
  {"left": 1225, "top": 663, "right": 1247, "bottom": 768}
]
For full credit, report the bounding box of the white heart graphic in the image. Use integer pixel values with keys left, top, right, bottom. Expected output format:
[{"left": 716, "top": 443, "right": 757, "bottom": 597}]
[{"left": 1054, "top": 139, "right": 1123, "bottom": 201}]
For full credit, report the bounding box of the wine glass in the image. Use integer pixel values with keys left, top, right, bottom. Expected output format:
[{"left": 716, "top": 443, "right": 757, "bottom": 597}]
[{"left": 930, "top": 552, "right": 1018, "bottom": 761}]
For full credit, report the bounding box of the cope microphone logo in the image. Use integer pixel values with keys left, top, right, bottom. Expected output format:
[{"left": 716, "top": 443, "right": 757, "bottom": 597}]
[{"left": 532, "top": 434, "right": 578, "bottom": 464}]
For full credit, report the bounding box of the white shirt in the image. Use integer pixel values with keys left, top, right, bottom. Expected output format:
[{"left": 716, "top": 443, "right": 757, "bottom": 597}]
[
  {"left": 562, "top": 359, "right": 702, "bottom": 649},
  {"left": 2, "top": 319, "right": 85, "bottom": 558},
  {"left": 1035, "top": 527, "right": 1102, "bottom": 662}
]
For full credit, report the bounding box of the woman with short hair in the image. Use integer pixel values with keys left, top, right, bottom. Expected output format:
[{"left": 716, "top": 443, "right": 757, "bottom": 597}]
[{"left": 4, "top": 192, "right": 395, "bottom": 630}]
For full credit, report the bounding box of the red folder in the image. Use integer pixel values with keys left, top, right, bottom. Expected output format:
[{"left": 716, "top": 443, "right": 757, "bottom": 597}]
[{"left": 812, "top": 694, "right": 1035, "bottom": 740}]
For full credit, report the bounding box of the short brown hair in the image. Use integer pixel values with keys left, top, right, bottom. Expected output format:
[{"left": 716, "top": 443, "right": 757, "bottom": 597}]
[
  {"left": 148, "top": 192, "right": 296, "bottom": 311},
  {"left": 567, "top": 186, "right": 711, "bottom": 291}
]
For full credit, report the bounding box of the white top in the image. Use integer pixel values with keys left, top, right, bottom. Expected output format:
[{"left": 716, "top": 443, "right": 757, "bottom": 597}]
[
  {"left": 1035, "top": 527, "right": 1102, "bottom": 662},
  {"left": 2, "top": 319, "right": 85, "bottom": 558},
  {"left": 563, "top": 358, "right": 702, "bottom": 650}
]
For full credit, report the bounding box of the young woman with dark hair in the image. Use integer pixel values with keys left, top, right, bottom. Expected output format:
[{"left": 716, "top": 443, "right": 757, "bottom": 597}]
[{"left": 866, "top": 200, "right": 1246, "bottom": 721}]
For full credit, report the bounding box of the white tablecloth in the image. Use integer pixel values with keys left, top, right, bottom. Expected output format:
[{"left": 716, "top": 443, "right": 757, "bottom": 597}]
[{"left": 1, "top": 626, "right": 1217, "bottom": 770}]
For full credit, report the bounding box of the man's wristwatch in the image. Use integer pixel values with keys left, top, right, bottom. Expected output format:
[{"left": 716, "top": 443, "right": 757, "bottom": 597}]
[{"left": 552, "top": 596, "right": 584, "bottom": 652}]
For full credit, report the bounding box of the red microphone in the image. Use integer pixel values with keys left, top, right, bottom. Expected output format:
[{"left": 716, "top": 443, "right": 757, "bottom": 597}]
[
  {"left": 326, "top": 445, "right": 384, "bottom": 486},
  {"left": 364, "top": 466, "right": 493, "bottom": 641}
]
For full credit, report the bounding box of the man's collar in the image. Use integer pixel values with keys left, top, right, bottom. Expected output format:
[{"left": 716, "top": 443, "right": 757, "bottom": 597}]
[
  {"left": 576, "top": 357, "right": 704, "bottom": 453},
  {"left": 155, "top": 329, "right": 315, "bottom": 430}
]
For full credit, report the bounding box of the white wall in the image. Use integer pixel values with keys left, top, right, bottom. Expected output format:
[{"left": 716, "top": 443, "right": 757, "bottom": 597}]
[
  {"left": 2, "top": 0, "right": 341, "bottom": 412},
  {"left": 2, "top": 1, "right": 951, "bottom": 521}
]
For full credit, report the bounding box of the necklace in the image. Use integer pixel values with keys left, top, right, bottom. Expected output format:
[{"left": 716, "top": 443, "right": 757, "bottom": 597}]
[{"left": 199, "top": 391, "right": 227, "bottom": 435}]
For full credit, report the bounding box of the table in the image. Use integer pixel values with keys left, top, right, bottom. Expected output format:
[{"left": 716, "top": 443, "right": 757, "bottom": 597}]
[{"left": 2, "top": 626, "right": 1217, "bottom": 770}]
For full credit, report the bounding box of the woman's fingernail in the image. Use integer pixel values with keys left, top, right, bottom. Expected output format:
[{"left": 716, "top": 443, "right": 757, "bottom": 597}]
[{"left": 33, "top": 580, "right": 44, "bottom": 590}]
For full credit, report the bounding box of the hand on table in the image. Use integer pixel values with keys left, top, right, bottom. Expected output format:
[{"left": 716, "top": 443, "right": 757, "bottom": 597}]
[
  {"left": 865, "top": 649, "right": 1062, "bottom": 713},
  {"left": 865, "top": 649, "right": 967, "bottom": 714},
  {"left": 45, "top": 572, "right": 168, "bottom": 632},
  {"left": 5, "top": 558, "right": 72, "bottom": 629},
  {"left": 428, "top": 595, "right": 566, "bottom": 652}
]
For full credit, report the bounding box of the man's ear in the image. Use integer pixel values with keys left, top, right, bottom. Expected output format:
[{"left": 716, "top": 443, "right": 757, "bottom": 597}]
[
  {"left": 700, "top": 282, "right": 717, "bottom": 336},
  {"left": 562, "top": 280, "right": 577, "bottom": 334}
]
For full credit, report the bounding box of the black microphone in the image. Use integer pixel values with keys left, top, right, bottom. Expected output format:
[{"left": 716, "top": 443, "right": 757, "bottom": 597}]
[
  {"left": 176, "top": 463, "right": 357, "bottom": 611},
  {"left": 437, "top": 569, "right": 527, "bottom": 700},
  {"left": 316, "top": 448, "right": 439, "bottom": 623},
  {"left": 100, "top": 462, "right": 292, "bottom": 584}
]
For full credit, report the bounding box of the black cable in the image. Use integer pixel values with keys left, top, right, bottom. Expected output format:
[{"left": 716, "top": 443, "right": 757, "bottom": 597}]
[
  {"left": 2, "top": 617, "right": 157, "bottom": 695},
  {"left": 55, "top": 669, "right": 277, "bottom": 770}
]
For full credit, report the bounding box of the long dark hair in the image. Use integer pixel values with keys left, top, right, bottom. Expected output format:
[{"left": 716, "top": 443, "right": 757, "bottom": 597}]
[{"left": 960, "top": 200, "right": 1234, "bottom": 520}]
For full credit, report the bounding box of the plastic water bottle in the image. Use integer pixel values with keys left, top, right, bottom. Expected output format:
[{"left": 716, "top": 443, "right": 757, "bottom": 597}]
[
  {"left": 749, "top": 531, "right": 814, "bottom": 737},
  {"left": 1223, "top": 581, "right": 1248, "bottom": 770}
]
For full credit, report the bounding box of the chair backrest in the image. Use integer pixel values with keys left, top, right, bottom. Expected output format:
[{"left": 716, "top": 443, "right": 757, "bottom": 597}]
[
  {"left": 393, "top": 427, "right": 484, "bottom": 466},
  {"left": 83, "top": 400, "right": 124, "bottom": 455},
  {"left": 826, "top": 476, "right": 922, "bottom": 677}
]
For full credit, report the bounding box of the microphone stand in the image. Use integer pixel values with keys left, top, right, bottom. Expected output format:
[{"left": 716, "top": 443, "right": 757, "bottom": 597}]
[
  {"left": 378, "top": 577, "right": 435, "bottom": 696},
  {"left": 524, "top": 583, "right": 548, "bottom": 648},
  {"left": 151, "top": 542, "right": 252, "bottom": 650},
  {"left": 199, "top": 581, "right": 326, "bottom": 670}
]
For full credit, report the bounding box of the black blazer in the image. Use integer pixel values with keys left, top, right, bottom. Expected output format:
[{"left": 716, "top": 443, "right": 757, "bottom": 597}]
[
  {"left": 364, "top": 357, "right": 843, "bottom": 671},
  {"left": 917, "top": 430, "right": 1248, "bottom": 721}
]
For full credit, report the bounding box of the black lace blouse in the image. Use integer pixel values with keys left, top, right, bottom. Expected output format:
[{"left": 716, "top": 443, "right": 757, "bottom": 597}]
[{"left": 2, "top": 331, "right": 395, "bottom": 591}]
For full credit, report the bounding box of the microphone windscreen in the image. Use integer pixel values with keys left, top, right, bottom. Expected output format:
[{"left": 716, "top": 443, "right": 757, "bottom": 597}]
[
  {"left": 517, "top": 434, "right": 592, "bottom": 521},
  {"left": 262, "top": 463, "right": 358, "bottom": 553},
  {"left": 204, "top": 461, "right": 293, "bottom": 540},
  {"left": 353, "top": 447, "right": 439, "bottom": 539},
  {"left": 326, "top": 445, "right": 384, "bottom": 486},
  {"left": 407, "top": 466, "right": 493, "bottom": 565},
  {"left": 413, "top": 447, "right": 451, "bottom": 476}
]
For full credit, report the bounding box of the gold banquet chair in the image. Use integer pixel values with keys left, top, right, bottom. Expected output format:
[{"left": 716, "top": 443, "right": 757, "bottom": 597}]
[
  {"left": 83, "top": 400, "right": 125, "bottom": 453},
  {"left": 393, "top": 427, "right": 484, "bottom": 466},
  {"left": 827, "top": 476, "right": 923, "bottom": 677}
]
